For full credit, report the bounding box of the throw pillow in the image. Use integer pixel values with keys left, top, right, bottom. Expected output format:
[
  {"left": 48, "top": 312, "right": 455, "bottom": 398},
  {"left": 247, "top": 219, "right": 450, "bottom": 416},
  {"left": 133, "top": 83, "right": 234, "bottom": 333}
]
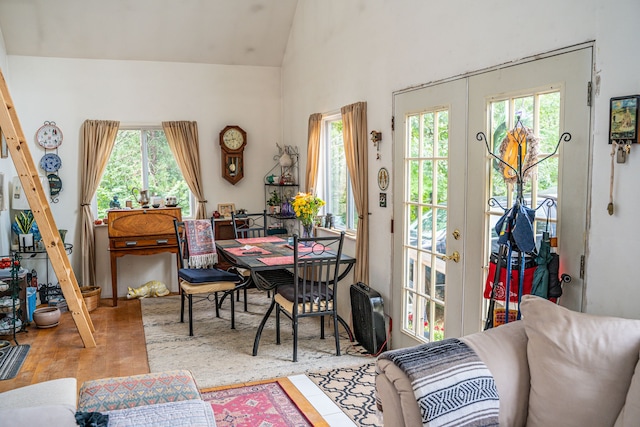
[
  {"left": 521, "top": 295, "right": 640, "bottom": 427},
  {"left": 614, "top": 352, "right": 640, "bottom": 427}
]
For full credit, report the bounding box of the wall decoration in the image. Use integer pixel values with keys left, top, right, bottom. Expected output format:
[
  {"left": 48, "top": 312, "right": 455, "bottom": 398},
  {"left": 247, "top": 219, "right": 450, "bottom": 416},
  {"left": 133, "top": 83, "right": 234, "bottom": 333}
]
[
  {"left": 36, "top": 121, "right": 63, "bottom": 203},
  {"left": 609, "top": 95, "right": 640, "bottom": 145},
  {"left": 217, "top": 203, "right": 235, "bottom": 219},
  {"left": 377, "top": 167, "right": 389, "bottom": 191},
  {"left": 379, "top": 192, "right": 387, "bottom": 208}
]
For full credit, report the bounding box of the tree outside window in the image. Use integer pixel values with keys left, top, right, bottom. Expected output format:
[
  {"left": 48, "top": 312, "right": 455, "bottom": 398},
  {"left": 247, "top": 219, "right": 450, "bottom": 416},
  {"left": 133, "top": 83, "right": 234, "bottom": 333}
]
[{"left": 96, "top": 129, "right": 192, "bottom": 218}]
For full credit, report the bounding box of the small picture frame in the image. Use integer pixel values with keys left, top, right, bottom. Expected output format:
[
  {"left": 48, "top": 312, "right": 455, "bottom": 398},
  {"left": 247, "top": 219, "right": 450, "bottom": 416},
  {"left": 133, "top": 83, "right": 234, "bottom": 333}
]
[
  {"left": 609, "top": 95, "right": 640, "bottom": 144},
  {"left": 379, "top": 192, "right": 387, "bottom": 208},
  {"left": 218, "top": 203, "right": 235, "bottom": 219}
]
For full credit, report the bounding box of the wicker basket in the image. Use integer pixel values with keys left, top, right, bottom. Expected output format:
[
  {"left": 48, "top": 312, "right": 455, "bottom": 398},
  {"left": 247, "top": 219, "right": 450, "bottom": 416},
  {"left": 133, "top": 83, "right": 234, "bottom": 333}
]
[{"left": 80, "top": 286, "right": 101, "bottom": 312}]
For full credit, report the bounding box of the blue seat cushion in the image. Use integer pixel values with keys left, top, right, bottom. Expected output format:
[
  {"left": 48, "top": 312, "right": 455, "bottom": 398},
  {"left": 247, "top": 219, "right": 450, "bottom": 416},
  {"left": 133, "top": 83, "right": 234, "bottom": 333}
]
[{"left": 178, "top": 268, "right": 238, "bottom": 284}]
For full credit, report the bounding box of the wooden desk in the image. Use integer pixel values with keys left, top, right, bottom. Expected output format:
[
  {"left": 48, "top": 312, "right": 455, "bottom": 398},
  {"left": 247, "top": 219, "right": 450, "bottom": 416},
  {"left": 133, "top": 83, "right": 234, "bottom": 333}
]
[{"left": 108, "top": 208, "right": 182, "bottom": 306}]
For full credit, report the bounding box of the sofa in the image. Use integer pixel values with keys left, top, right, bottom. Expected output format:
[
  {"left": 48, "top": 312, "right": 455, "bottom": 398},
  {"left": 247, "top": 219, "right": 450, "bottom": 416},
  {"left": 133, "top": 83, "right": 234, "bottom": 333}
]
[
  {"left": 0, "top": 370, "right": 216, "bottom": 427},
  {"left": 376, "top": 294, "right": 640, "bottom": 427}
]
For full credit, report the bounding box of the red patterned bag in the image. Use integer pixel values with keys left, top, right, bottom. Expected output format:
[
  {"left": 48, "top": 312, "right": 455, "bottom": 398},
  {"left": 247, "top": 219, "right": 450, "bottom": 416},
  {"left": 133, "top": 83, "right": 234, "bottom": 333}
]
[{"left": 484, "top": 253, "right": 536, "bottom": 302}]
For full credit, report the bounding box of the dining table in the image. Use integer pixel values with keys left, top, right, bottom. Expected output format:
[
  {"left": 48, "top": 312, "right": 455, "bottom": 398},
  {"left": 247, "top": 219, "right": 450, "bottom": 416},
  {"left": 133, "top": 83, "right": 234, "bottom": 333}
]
[{"left": 215, "top": 235, "right": 356, "bottom": 356}]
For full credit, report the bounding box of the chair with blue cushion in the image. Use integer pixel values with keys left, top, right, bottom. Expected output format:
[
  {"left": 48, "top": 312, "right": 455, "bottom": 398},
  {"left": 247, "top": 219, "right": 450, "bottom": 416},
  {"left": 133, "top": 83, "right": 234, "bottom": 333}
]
[{"left": 174, "top": 218, "right": 242, "bottom": 336}]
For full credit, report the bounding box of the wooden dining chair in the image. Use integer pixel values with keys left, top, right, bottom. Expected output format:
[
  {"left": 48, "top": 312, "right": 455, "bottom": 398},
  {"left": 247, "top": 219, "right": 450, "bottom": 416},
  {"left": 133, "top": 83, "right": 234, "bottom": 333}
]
[
  {"left": 268, "top": 232, "right": 345, "bottom": 362},
  {"left": 173, "top": 218, "right": 242, "bottom": 336}
]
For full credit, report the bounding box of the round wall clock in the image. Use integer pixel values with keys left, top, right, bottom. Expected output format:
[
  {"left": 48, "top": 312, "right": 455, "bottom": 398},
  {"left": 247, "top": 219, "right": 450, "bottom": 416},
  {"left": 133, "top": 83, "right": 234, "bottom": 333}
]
[
  {"left": 378, "top": 167, "right": 389, "bottom": 191},
  {"left": 36, "top": 121, "right": 63, "bottom": 149},
  {"left": 40, "top": 153, "right": 62, "bottom": 172}
]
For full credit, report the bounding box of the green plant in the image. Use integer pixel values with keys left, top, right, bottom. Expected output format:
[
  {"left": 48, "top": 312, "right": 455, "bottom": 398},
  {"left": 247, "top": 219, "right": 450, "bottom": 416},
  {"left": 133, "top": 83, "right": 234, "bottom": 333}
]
[
  {"left": 14, "top": 210, "right": 35, "bottom": 234},
  {"left": 267, "top": 190, "right": 281, "bottom": 206}
]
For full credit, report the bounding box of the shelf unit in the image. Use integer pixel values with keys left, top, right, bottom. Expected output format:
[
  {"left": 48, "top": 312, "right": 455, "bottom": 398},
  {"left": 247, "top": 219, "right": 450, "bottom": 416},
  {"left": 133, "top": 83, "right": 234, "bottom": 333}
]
[
  {"left": 0, "top": 253, "right": 28, "bottom": 343},
  {"left": 264, "top": 145, "right": 299, "bottom": 236}
]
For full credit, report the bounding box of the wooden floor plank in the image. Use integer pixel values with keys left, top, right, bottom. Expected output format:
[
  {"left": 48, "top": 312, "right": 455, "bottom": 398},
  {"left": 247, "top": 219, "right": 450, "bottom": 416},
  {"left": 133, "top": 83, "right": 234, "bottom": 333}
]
[{"left": 0, "top": 297, "right": 148, "bottom": 393}]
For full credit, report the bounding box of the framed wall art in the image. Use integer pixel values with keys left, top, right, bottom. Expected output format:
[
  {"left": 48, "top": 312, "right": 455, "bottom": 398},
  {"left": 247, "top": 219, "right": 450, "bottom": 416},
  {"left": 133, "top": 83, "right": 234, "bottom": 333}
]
[
  {"left": 609, "top": 95, "right": 640, "bottom": 145},
  {"left": 217, "top": 203, "right": 235, "bottom": 219}
]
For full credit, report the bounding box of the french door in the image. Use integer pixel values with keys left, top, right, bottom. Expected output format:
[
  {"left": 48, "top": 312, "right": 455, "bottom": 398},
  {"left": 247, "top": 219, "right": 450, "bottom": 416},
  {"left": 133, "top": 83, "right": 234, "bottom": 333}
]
[{"left": 392, "top": 46, "right": 593, "bottom": 349}]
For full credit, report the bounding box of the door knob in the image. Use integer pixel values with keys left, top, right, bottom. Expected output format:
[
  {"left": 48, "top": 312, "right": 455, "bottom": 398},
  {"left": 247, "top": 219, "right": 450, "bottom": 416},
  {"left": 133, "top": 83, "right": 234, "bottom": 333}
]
[{"left": 438, "top": 251, "right": 460, "bottom": 263}]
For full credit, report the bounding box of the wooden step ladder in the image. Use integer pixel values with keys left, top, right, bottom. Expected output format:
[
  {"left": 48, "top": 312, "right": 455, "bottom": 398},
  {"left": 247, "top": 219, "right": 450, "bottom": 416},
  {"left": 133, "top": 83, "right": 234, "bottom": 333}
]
[{"left": 0, "top": 69, "right": 96, "bottom": 348}]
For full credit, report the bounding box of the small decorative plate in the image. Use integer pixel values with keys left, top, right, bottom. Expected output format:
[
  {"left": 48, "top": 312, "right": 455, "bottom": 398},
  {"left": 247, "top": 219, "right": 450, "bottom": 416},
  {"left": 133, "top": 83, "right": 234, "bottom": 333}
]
[
  {"left": 40, "top": 153, "right": 62, "bottom": 172},
  {"left": 377, "top": 167, "right": 389, "bottom": 191},
  {"left": 36, "top": 122, "right": 63, "bottom": 149},
  {"left": 47, "top": 174, "right": 62, "bottom": 196}
]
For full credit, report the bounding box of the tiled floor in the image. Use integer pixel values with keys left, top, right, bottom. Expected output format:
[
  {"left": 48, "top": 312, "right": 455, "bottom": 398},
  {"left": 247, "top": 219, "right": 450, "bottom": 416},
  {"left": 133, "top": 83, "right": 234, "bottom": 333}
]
[{"left": 288, "top": 374, "right": 357, "bottom": 427}]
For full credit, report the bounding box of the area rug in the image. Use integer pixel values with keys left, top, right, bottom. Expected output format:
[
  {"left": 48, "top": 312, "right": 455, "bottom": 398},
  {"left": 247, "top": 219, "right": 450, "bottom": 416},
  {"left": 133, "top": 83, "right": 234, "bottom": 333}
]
[
  {"left": 141, "top": 291, "right": 371, "bottom": 389},
  {"left": 201, "top": 378, "right": 326, "bottom": 427},
  {"left": 0, "top": 344, "right": 30, "bottom": 380},
  {"left": 307, "top": 361, "right": 382, "bottom": 427}
]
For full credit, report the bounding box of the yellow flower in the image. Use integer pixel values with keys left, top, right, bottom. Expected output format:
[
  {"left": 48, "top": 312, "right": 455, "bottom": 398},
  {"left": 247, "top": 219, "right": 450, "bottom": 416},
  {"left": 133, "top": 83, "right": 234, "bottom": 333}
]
[{"left": 292, "top": 192, "right": 325, "bottom": 226}]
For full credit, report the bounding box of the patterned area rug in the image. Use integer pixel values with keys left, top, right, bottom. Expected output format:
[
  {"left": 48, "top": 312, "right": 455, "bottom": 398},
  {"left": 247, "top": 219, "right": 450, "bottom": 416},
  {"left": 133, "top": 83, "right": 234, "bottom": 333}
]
[
  {"left": 201, "top": 379, "right": 322, "bottom": 427},
  {"left": 141, "top": 291, "right": 371, "bottom": 389},
  {"left": 0, "top": 344, "right": 30, "bottom": 380},
  {"left": 307, "top": 361, "right": 382, "bottom": 427}
]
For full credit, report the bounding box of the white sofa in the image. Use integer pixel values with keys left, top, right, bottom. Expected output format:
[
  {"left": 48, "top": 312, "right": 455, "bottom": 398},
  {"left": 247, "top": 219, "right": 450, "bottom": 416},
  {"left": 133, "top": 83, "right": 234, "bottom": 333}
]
[{"left": 376, "top": 295, "right": 640, "bottom": 426}]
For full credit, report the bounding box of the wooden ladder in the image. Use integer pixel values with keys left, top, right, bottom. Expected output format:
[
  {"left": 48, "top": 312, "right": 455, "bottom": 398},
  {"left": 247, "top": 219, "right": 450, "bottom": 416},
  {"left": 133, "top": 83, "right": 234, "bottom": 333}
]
[{"left": 0, "top": 69, "right": 96, "bottom": 348}]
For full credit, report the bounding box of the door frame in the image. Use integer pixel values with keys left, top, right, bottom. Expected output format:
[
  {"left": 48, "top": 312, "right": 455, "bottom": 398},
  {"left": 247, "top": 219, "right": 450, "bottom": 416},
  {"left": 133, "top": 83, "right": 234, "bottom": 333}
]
[{"left": 391, "top": 42, "right": 594, "bottom": 349}]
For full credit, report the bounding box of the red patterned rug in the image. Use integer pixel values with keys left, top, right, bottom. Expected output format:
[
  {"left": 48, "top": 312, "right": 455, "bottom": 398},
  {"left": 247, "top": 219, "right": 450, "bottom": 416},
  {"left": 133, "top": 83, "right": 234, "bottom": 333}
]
[{"left": 201, "top": 379, "right": 327, "bottom": 427}]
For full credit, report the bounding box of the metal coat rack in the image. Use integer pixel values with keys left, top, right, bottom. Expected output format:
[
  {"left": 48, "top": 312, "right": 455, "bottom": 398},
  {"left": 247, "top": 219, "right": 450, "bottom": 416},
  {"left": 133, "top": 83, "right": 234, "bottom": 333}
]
[{"left": 478, "top": 117, "right": 571, "bottom": 329}]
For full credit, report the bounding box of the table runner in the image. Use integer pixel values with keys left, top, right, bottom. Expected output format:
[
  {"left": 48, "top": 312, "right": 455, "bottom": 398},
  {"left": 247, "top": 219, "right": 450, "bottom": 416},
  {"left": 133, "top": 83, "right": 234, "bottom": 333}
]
[
  {"left": 258, "top": 255, "right": 294, "bottom": 266},
  {"left": 236, "top": 236, "right": 285, "bottom": 244},
  {"left": 224, "top": 246, "right": 272, "bottom": 256}
]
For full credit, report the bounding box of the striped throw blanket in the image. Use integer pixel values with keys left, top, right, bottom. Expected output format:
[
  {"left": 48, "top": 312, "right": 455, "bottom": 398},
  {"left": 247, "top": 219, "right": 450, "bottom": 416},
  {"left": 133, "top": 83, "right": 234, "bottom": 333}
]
[{"left": 379, "top": 338, "right": 499, "bottom": 426}]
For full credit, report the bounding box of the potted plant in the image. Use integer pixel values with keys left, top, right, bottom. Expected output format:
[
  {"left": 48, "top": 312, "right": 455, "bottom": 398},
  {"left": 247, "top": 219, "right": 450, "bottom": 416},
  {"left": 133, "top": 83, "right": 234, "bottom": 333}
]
[
  {"left": 13, "top": 210, "right": 35, "bottom": 249},
  {"left": 267, "top": 190, "right": 281, "bottom": 214}
]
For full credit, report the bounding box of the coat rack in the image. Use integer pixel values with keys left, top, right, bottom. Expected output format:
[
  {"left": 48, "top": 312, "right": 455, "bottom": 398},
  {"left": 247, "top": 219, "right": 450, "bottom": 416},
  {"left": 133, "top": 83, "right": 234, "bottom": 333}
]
[{"left": 478, "top": 117, "right": 571, "bottom": 329}]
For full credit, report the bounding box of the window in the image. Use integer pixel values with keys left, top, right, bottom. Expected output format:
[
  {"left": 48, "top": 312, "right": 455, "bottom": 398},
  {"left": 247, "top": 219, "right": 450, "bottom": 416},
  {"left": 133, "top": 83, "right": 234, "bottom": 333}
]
[
  {"left": 96, "top": 128, "right": 192, "bottom": 218},
  {"left": 320, "top": 114, "right": 357, "bottom": 232}
]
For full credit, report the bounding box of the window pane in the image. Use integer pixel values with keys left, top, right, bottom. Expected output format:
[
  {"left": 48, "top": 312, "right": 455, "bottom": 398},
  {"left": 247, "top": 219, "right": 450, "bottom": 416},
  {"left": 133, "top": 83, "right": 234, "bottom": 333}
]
[
  {"left": 145, "top": 130, "right": 192, "bottom": 217},
  {"left": 421, "top": 160, "right": 433, "bottom": 204},
  {"left": 409, "top": 115, "right": 420, "bottom": 157},
  {"left": 422, "top": 113, "right": 434, "bottom": 157},
  {"left": 97, "top": 129, "right": 191, "bottom": 218}
]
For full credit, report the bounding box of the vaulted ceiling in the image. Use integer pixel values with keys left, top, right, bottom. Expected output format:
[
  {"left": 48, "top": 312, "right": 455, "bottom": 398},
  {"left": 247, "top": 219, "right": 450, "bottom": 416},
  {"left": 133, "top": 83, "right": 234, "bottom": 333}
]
[{"left": 0, "top": 0, "right": 299, "bottom": 67}]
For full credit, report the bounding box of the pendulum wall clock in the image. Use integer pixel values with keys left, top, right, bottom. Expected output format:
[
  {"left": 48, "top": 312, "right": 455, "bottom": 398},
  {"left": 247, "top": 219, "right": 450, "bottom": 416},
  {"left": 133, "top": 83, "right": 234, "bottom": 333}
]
[{"left": 219, "top": 125, "right": 247, "bottom": 185}]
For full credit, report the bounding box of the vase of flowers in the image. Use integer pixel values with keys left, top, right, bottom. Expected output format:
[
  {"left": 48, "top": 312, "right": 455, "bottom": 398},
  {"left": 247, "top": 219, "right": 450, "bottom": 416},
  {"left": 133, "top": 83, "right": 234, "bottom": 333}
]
[{"left": 292, "top": 192, "right": 325, "bottom": 240}]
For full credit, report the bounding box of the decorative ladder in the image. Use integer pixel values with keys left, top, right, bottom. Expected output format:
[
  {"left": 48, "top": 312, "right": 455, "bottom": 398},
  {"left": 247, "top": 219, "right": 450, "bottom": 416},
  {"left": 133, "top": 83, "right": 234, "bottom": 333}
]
[{"left": 0, "top": 69, "right": 96, "bottom": 348}]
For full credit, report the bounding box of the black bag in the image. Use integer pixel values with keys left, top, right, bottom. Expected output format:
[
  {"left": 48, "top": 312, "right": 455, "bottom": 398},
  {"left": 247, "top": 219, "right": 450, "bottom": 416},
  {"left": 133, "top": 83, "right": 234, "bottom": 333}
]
[{"left": 547, "top": 253, "right": 563, "bottom": 298}]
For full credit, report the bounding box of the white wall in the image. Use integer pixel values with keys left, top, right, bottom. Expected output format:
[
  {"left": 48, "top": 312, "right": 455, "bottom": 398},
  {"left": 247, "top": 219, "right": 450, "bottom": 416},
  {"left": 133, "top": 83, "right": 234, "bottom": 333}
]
[
  {"left": 283, "top": 0, "right": 640, "bottom": 319},
  {"left": 3, "top": 56, "right": 281, "bottom": 295}
]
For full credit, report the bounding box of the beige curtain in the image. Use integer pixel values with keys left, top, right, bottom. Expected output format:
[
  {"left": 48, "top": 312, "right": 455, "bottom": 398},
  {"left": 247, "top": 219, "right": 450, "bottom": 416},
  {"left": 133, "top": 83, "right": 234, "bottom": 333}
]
[
  {"left": 341, "top": 102, "right": 369, "bottom": 285},
  {"left": 162, "top": 121, "right": 208, "bottom": 219},
  {"left": 305, "top": 113, "right": 323, "bottom": 193},
  {"left": 80, "top": 120, "right": 120, "bottom": 287}
]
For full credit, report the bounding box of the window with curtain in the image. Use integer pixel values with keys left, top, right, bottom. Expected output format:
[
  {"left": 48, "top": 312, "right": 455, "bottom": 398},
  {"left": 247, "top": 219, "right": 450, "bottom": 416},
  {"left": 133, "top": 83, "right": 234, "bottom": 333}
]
[
  {"left": 320, "top": 113, "right": 358, "bottom": 232},
  {"left": 96, "top": 128, "right": 192, "bottom": 218}
]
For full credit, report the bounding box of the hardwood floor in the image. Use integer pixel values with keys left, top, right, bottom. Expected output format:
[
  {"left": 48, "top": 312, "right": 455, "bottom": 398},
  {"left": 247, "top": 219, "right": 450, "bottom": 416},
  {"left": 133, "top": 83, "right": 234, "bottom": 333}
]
[{"left": 0, "top": 297, "right": 149, "bottom": 393}]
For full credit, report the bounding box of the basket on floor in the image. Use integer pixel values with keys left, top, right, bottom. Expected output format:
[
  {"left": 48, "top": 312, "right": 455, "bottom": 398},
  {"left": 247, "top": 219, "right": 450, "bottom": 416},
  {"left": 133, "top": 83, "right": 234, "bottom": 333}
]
[{"left": 80, "top": 286, "right": 101, "bottom": 312}]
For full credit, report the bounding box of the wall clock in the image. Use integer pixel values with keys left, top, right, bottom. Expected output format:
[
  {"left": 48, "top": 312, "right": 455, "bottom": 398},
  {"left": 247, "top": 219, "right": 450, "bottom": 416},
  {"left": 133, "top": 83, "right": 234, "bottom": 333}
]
[
  {"left": 219, "top": 125, "right": 247, "bottom": 185},
  {"left": 36, "top": 121, "right": 63, "bottom": 149}
]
